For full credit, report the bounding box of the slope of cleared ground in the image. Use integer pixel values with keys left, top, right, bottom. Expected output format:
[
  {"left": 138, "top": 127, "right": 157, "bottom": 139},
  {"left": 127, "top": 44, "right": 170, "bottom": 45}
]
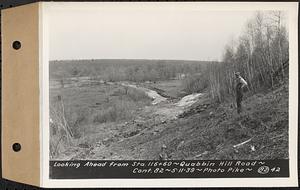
[{"left": 55, "top": 78, "right": 288, "bottom": 161}]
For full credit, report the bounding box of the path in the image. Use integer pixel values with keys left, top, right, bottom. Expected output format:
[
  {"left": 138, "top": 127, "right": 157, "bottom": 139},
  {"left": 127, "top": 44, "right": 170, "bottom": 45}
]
[
  {"left": 51, "top": 77, "right": 205, "bottom": 160},
  {"left": 86, "top": 82, "right": 205, "bottom": 160}
]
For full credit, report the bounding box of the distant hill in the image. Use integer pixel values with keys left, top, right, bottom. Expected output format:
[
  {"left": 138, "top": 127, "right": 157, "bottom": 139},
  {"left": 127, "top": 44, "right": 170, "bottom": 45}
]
[
  {"left": 49, "top": 59, "right": 212, "bottom": 66},
  {"left": 49, "top": 59, "right": 214, "bottom": 82}
]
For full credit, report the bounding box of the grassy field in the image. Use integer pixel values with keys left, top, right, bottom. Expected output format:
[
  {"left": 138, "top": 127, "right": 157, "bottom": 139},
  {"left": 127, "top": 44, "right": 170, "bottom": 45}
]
[
  {"left": 49, "top": 59, "right": 289, "bottom": 161},
  {"left": 49, "top": 59, "right": 211, "bottom": 159},
  {"left": 49, "top": 82, "right": 152, "bottom": 159}
]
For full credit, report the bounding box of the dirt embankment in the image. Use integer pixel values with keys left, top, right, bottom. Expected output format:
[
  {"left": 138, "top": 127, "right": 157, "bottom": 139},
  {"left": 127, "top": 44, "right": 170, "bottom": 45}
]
[{"left": 64, "top": 79, "right": 288, "bottom": 161}]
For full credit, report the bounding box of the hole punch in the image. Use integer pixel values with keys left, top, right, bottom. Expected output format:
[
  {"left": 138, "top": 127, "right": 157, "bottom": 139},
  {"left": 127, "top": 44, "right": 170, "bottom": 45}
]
[
  {"left": 12, "top": 41, "right": 21, "bottom": 50},
  {"left": 12, "top": 143, "right": 21, "bottom": 152}
]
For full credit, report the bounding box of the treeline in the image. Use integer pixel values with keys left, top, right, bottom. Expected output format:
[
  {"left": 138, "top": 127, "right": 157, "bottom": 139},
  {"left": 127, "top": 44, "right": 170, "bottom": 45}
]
[
  {"left": 199, "top": 11, "right": 289, "bottom": 102},
  {"left": 50, "top": 59, "right": 208, "bottom": 82}
]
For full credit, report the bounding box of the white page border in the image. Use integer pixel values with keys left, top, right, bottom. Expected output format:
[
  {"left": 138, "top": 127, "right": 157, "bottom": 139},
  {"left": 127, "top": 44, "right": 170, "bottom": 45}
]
[{"left": 40, "top": 2, "right": 298, "bottom": 188}]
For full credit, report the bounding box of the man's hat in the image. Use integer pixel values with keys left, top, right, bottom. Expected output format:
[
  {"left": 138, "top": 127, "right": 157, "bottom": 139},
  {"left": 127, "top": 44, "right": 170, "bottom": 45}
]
[{"left": 234, "top": 72, "right": 240, "bottom": 76}]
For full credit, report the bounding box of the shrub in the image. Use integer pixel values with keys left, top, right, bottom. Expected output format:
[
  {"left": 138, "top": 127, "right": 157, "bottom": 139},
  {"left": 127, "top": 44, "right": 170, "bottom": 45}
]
[
  {"left": 182, "top": 73, "right": 208, "bottom": 94},
  {"left": 93, "top": 100, "right": 135, "bottom": 123},
  {"left": 126, "top": 87, "right": 151, "bottom": 102}
]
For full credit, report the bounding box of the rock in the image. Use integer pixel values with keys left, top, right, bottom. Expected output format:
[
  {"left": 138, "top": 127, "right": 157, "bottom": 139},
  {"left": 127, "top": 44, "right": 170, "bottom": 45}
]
[
  {"left": 195, "top": 150, "right": 208, "bottom": 158},
  {"left": 195, "top": 151, "right": 209, "bottom": 158},
  {"left": 95, "top": 141, "right": 103, "bottom": 147},
  {"left": 103, "top": 138, "right": 109, "bottom": 142},
  {"left": 159, "top": 152, "right": 168, "bottom": 160},
  {"left": 137, "top": 123, "right": 143, "bottom": 127},
  {"left": 176, "top": 141, "right": 185, "bottom": 150},
  {"left": 78, "top": 143, "right": 90, "bottom": 149}
]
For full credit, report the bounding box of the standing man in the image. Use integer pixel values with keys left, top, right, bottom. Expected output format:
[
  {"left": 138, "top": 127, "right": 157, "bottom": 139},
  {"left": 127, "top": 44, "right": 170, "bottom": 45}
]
[{"left": 235, "top": 72, "right": 248, "bottom": 114}]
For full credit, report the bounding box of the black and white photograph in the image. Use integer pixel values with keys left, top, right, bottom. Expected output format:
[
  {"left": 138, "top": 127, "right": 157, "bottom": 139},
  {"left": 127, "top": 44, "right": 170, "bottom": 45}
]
[
  {"left": 41, "top": 2, "right": 298, "bottom": 187},
  {"left": 49, "top": 4, "right": 290, "bottom": 161}
]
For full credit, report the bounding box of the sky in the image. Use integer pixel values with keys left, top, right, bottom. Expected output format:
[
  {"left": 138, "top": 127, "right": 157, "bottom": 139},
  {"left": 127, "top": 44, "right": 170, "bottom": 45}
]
[{"left": 47, "top": 3, "right": 256, "bottom": 61}]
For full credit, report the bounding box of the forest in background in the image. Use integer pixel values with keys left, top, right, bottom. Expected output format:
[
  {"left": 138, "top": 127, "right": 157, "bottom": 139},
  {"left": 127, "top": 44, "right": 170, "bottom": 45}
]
[{"left": 50, "top": 59, "right": 207, "bottom": 82}]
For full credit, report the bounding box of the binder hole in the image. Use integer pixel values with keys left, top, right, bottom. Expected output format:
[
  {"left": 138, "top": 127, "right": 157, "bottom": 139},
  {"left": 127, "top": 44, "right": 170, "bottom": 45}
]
[
  {"left": 12, "top": 41, "right": 21, "bottom": 50},
  {"left": 12, "top": 143, "right": 21, "bottom": 152}
]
